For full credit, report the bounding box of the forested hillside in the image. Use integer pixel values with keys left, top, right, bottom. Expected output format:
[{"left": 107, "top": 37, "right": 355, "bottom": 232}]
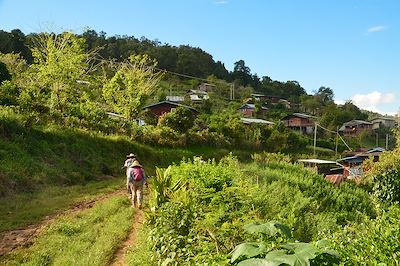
[
  {"left": 1, "top": 28, "right": 400, "bottom": 265},
  {"left": 1, "top": 28, "right": 392, "bottom": 146}
]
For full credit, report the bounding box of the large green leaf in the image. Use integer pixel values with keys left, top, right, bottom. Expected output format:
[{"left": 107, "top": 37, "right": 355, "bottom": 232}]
[
  {"left": 230, "top": 242, "right": 267, "bottom": 263},
  {"left": 243, "top": 222, "right": 292, "bottom": 238},
  {"left": 261, "top": 242, "right": 337, "bottom": 266}
]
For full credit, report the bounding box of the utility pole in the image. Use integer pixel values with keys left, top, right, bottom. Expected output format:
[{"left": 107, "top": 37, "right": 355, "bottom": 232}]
[
  {"left": 386, "top": 134, "right": 389, "bottom": 150},
  {"left": 313, "top": 123, "right": 317, "bottom": 157},
  {"left": 335, "top": 127, "right": 338, "bottom": 158},
  {"left": 230, "top": 83, "right": 235, "bottom": 100},
  {"left": 376, "top": 133, "right": 379, "bottom": 147}
]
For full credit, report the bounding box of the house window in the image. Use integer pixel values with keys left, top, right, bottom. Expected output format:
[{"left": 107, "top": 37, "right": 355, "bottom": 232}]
[{"left": 170, "top": 108, "right": 176, "bottom": 112}]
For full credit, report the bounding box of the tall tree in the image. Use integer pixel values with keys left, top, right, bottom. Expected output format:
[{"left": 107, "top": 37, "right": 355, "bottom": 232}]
[
  {"left": 315, "top": 86, "right": 334, "bottom": 104},
  {"left": 29, "top": 32, "right": 96, "bottom": 113},
  {"left": 0, "top": 62, "right": 11, "bottom": 83},
  {"left": 102, "top": 54, "right": 162, "bottom": 119},
  {"left": 232, "top": 59, "right": 253, "bottom": 87}
]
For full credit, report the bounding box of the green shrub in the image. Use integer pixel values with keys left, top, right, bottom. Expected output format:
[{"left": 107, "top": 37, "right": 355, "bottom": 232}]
[
  {"left": 328, "top": 205, "right": 400, "bottom": 265},
  {"left": 146, "top": 156, "right": 376, "bottom": 264},
  {"left": 366, "top": 146, "right": 400, "bottom": 203}
]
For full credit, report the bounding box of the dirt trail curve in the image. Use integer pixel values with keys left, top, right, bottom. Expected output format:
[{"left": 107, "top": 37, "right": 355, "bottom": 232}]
[
  {"left": 0, "top": 189, "right": 125, "bottom": 256},
  {"left": 110, "top": 209, "right": 144, "bottom": 266}
]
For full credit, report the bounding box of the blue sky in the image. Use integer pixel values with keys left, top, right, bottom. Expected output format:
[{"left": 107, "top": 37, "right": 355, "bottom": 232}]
[{"left": 1, "top": 0, "right": 399, "bottom": 115}]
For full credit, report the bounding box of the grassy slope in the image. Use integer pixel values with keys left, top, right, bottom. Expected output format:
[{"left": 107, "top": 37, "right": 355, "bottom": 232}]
[
  {"left": 0, "top": 111, "right": 251, "bottom": 232},
  {"left": 1, "top": 195, "right": 135, "bottom": 266}
]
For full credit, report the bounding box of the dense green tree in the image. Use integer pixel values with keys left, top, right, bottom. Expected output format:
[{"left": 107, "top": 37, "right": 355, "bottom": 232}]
[
  {"left": 0, "top": 80, "right": 18, "bottom": 105},
  {"left": 0, "top": 61, "right": 11, "bottom": 83},
  {"left": 158, "top": 107, "right": 195, "bottom": 133},
  {"left": 341, "top": 101, "right": 368, "bottom": 121},
  {"left": 29, "top": 32, "right": 95, "bottom": 113},
  {"left": 207, "top": 111, "right": 246, "bottom": 142},
  {"left": 0, "top": 52, "right": 31, "bottom": 109},
  {"left": 102, "top": 54, "right": 162, "bottom": 119},
  {"left": 315, "top": 86, "right": 334, "bottom": 104},
  {"left": 232, "top": 59, "right": 253, "bottom": 87},
  {"left": 260, "top": 79, "right": 306, "bottom": 103},
  {"left": 0, "top": 29, "right": 32, "bottom": 63}
]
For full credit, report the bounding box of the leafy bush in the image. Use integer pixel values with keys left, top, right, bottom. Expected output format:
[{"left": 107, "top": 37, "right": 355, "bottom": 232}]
[
  {"left": 365, "top": 132, "right": 400, "bottom": 203},
  {"left": 251, "top": 152, "right": 291, "bottom": 164},
  {"left": 328, "top": 205, "right": 400, "bottom": 265},
  {"left": 0, "top": 80, "right": 19, "bottom": 106},
  {"left": 147, "top": 155, "right": 376, "bottom": 264},
  {"left": 230, "top": 222, "right": 340, "bottom": 265},
  {"left": 158, "top": 106, "right": 195, "bottom": 133}
]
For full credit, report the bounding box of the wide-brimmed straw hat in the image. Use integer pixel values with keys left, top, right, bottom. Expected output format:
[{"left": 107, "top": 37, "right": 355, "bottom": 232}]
[
  {"left": 126, "top": 153, "right": 136, "bottom": 158},
  {"left": 132, "top": 160, "right": 142, "bottom": 168}
]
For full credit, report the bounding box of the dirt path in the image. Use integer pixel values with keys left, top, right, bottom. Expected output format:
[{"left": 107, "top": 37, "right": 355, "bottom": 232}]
[
  {"left": 0, "top": 189, "right": 124, "bottom": 256},
  {"left": 110, "top": 209, "right": 145, "bottom": 266}
]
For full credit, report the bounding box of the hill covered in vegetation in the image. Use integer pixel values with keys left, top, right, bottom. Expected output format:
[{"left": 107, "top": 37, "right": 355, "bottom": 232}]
[{"left": 1, "top": 28, "right": 400, "bottom": 265}]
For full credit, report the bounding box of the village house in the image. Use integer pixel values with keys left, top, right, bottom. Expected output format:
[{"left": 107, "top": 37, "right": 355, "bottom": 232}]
[
  {"left": 187, "top": 89, "right": 209, "bottom": 103},
  {"left": 238, "top": 103, "right": 268, "bottom": 117},
  {"left": 165, "top": 95, "right": 185, "bottom": 103},
  {"left": 143, "top": 101, "right": 199, "bottom": 118},
  {"left": 339, "top": 120, "right": 373, "bottom": 136},
  {"left": 197, "top": 83, "right": 215, "bottom": 92},
  {"left": 251, "top": 93, "right": 270, "bottom": 102},
  {"left": 281, "top": 113, "right": 315, "bottom": 135},
  {"left": 370, "top": 117, "right": 397, "bottom": 130},
  {"left": 241, "top": 118, "right": 275, "bottom": 126},
  {"left": 251, "top": 94, "right": 291, "bottom": 109}
]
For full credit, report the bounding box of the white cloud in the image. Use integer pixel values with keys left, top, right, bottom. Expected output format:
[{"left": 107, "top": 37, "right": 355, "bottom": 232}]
[
  {"left": 334, "top": 99, "right": 345, "bottom": 105},
  {"left": 350, "top": 91, "right": 396, "bottom": 115},
  {"left": 367, "top": 26, "right": 386, "bottom": 33},
  {"left": 352, "top": 91, "right": 395, "bottom": 106},
  {"left": 214, "top": 0, "right": 228, "bottom": 4}
]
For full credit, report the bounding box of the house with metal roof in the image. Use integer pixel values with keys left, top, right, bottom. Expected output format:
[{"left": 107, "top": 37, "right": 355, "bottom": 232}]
[
  {"left": 240, "top": 118, "right": 275, "bottom": 125},
  {"left": 281, "top": 113, "right": 315, "bottom": 135},
  {"left": 370, "top": 117, "right": 397, "bottom": 130},
  {"left": 142, "top": 101, "right": 199, "bottom": 118},
  {"left": 339, "top": 120, "right": 373, "bottom": 136},
  {"left": 238, "top": 103, "right": 268, "bottom": 117}
]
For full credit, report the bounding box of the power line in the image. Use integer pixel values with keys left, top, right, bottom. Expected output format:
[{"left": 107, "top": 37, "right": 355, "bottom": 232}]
[
  {"left": 155, "top": 67, "right": 229, "bottom": 86},
  {"left": 313, "top": 123, "right": 353, "bottom": 157}
]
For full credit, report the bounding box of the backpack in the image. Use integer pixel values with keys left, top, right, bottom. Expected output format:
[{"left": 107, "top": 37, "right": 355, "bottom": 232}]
[{"left": 129, "top": 166, "right": 144, "bottom": 182}]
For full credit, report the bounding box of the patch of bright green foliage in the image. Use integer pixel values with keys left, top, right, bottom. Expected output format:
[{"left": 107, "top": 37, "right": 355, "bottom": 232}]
[
  {"left": 145, "top": 154, "right": 376, "bottom": 265},
  {"left": 230, "top": 222, "right": 340, "bottom": 265}
]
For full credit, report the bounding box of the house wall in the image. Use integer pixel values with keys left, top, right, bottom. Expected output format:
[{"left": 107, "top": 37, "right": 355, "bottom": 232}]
[
  {"left": 372, "top": 119, "right": 396, "bottom": 129},
  {"left": 239, "top": 108, "right": 254, "bottom": 117},
  {"left": 148, "top": 104, "right": 177, "bottom": 117},
  {"left": 343, "top": 124, "right": 372, "bottom": 136},
  {"left": 283, "top": 117, "right": 314, "bottom": 127}
]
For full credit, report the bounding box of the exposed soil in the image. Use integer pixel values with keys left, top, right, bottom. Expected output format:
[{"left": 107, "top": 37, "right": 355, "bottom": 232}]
[
  {"left": 0, "top": 189, "right": 124, "bottom": 256},
  {"left": 110, "top": 209, "right": 144, "bottom": 266}
]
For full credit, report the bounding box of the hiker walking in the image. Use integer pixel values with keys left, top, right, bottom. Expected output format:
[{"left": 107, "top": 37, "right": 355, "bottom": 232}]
[
  {"left": 127, "top": 160, "right": 146, "bottom": 209},
  {"left": 123, "top": 153, "right": 136, "bottom": 195}
]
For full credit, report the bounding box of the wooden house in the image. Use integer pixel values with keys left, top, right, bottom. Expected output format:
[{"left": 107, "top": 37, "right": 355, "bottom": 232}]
[
  {"left": 143, "top": 101, "right": 199, "bottom": 118},
  {"left": 281, "top": 113, "right": 315, "bottom": 135},
  {"left": 339, "top": 120, "right": 373, "bottom": 136},
  {"left": 197, "top": 83, "right": 215, "bottom": 92},
  {"left": 166, "top": 96, "right": 185, "bottom": 103},
  {"left": 238, "top": 103, "right": 268, "bottom": 117},
  {"left": 187, "top": 89, "right": 209, "bottom": 103},
  {"left": 370, "top": 117, "right": 397, "bottom": 130}
]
